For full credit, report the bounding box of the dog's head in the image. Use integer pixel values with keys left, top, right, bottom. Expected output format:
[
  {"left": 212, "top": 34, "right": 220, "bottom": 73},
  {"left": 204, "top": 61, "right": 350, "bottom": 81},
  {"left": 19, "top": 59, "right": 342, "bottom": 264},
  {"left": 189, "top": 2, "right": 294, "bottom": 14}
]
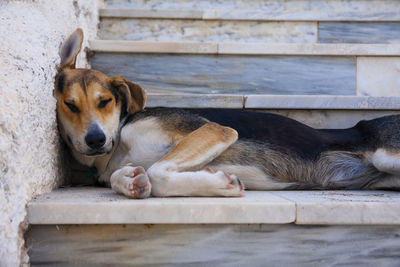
[{"left": 55, "top": 29, "right": 146, "bottom": 163}]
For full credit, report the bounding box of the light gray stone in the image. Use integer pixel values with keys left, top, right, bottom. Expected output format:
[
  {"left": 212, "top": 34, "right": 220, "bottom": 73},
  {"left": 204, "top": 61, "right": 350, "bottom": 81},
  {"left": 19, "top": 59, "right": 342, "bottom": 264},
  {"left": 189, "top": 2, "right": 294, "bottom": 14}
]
[
  {"left": 272, "top": 191, "right": 400, "bottom": 224},
  {"left": 100, "top": 18, "right": 317, "bottom": 43},
  {"left": 245, "top": 95, "right": 400, "bottom": 110},
  {"left": 28, "top": 188, "right": 400, "bottom": 225},
  {"left": 27, "top": 224, "right": 400, "bottom": 266},
  {"left": 218, "top": 43, "right": 400, "bottom": 56},
  {"left": 357, "top": 57, "right": 400, "bottom": 96},
  {"left": 263, "top": 109, "right": 400, "bottom": 129},
  {"left": 90, "top": 40, "right": 400, "bottom": 56},
  {"left": 319, "top": 22, "right": 400, "bottom": 44},
  {"left": 89, "top": 40, "right": 218, "bottom": 53},
  {"left": 104, "top": 0, "right": 400, "bottom": 21},
  {"left": 27, "top": 187, "right": 295, "bottom": 224},
  {"left": 100, "top": 8, "right": 203, "bottom": 19},
  {"left": 147, "top": 94, "right": 244, "bottom": 108},
  {"left": 91, "top": 53, "right": 355, "bottom": 95}
]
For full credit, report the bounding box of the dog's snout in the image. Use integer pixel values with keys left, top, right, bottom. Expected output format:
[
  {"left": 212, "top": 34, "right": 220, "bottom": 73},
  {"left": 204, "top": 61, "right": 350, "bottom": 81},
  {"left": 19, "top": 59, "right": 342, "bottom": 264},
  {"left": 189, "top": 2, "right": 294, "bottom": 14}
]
[{"left": 85, "top": 125, "right": 106, "bottom": 149}]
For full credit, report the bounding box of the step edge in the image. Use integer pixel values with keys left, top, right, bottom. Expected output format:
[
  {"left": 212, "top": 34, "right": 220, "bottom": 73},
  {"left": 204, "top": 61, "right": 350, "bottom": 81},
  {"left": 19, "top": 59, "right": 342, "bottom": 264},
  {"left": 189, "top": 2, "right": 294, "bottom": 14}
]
[
  {"left": 89, "top": 40, "right": 400, "bottom": 56},
  {"left": 27, "top": 188, "right": 400, "bottom": 225},
  {"left": 99, "top": 8, "right": 400, "bottom": 22},
  {"left": 145, "top": 94, "right": 400, "bottom": 110}
]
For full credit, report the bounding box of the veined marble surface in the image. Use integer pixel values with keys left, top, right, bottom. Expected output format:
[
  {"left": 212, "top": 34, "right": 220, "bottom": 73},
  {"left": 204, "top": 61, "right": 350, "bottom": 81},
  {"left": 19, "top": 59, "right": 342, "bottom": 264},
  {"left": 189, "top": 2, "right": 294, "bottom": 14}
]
[
  {"left": 264, "top": 109, "right": 400, "bottom": 129},
  {"left": 104, "top": 0, "right": 400, "bottom": 21},
  {"left": 28, "top": 187, "right": 295, "bottom": 224},
  {"left": 91, "top": 53, "right": 355, "bottom": 95},
  {"left": 357, "top": 57, "right": 400, "bottom": 96},
  {"left": 272, "top": 191, "right": 400, "bottom": 224},
  {"left": 245, "top": 95, "right": 400, "bottom": 109},
  {"left": 27, "top": 224, "right": 400, "bottom": 266},
  {"left": 100, "top": 18, "right": 317, "bottom": 43},
  {"left": 28, "top": 187, "right": 400, "bottom": 225},
  {"left": 320, "top": 22, "right": 400, "bottom": 44},
  {"left": 90, "top": 40, "right": 400, "bottom": 56}
]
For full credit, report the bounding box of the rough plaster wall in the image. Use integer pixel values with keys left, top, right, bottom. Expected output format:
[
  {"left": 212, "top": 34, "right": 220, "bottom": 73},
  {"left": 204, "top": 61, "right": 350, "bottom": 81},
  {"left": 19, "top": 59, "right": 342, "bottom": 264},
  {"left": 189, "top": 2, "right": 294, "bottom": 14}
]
[{"left": 0, "top": 1, "right": 99, "bottom": 266}]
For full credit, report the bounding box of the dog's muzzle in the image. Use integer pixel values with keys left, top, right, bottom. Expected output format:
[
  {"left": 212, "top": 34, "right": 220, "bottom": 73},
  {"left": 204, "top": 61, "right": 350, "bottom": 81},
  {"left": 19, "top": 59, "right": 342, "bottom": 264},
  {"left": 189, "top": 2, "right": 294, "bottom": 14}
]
[{"left": 85, "top": 123, "right": 106, "bottom": 155}]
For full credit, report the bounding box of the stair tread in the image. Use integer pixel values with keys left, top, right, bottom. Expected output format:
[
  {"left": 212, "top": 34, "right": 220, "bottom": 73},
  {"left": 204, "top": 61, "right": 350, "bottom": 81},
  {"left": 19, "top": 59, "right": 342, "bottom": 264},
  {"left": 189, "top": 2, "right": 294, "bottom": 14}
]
[
  {"left": 136, "top": 94, "right": 400, "bottom": 110},
  {"left": 90, "top": 40, "right": 400, "bottom": 55},
  {"left": 28, "top": 187, "right": 400, "bottom": 225},
  {"left": 99, "top": 7, "right": 400, "bottom": 22}
]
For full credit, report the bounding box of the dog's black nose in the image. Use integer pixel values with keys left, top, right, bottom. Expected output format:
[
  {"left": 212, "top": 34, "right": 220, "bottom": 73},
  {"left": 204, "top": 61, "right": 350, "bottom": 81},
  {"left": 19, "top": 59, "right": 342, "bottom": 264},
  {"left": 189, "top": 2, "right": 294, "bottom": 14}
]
[{"left": 85, "top": 127, "right": 106, "bottom": 149}]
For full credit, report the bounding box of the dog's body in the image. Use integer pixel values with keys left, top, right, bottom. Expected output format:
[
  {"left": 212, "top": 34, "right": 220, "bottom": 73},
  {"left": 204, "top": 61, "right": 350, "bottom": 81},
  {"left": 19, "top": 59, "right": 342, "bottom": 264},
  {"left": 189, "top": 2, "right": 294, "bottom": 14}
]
[{"left": 56, "top": 29, "right": 400, "bottom": 198}]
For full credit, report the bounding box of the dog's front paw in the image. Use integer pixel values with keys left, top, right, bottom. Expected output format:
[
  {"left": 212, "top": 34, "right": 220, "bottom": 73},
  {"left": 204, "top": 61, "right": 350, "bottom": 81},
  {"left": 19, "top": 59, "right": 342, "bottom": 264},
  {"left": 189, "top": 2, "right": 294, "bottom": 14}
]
[{"left": 110, "top": 165, "right": 152, "bottom": 199}]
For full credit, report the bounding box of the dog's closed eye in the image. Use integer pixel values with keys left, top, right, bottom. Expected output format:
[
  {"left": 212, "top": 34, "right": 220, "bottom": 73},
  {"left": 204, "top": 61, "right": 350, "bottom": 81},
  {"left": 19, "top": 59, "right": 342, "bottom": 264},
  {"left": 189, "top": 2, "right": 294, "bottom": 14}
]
[
  {"left": 64, "top": 101, "right": 80, "bottom": 113},
  {"left": 98, "top": 99, "right": 112, "bottom": 108}
]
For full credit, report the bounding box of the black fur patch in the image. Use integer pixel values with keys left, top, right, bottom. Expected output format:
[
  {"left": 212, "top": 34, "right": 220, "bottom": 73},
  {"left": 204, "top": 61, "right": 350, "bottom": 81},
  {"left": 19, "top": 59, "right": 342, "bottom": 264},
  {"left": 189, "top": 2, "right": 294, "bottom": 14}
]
[
  {"left": 190, "top": 109, "right": 367, "bottom": 161},
  {"left": 124, "top": 108, "right": 207, "bottom": 134},
  {"left": 57, "top": 72, "right": 66, "bottom": 93}
]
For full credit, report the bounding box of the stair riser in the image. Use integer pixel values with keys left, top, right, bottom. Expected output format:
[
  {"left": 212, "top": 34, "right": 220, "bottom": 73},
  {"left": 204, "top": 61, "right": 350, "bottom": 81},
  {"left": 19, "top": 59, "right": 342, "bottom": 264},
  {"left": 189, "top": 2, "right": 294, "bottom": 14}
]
[
  {"left": 320, "top": 22, "right": 400, "bottom": 44},
  {"left": 254, "top": 110, "right": 400, "bottom": 129},
  {"left": 92, "top": 53, "right": 356, "bottom": 95},
  {"left": 27, "top": 224, "right": 400, "bottom": 266},
  {"left": 101, "top": 17, "right": 400, "bottom": 44},
  {"left": 104, "top": 0, "right": 400, "bottom": 22},
  {"left": 100, "top": 19, "right": 317, "bottom": 43}
]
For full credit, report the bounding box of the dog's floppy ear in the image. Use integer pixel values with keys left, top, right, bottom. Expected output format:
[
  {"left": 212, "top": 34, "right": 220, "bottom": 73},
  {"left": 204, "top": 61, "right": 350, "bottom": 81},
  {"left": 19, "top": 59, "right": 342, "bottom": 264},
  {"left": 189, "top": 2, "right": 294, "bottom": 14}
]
[
  {"left": 59, "top": 28, "right": 83, "bottom": 69},
  {"left": 111, "top": 76, "right": 147, "bottom": 114}
]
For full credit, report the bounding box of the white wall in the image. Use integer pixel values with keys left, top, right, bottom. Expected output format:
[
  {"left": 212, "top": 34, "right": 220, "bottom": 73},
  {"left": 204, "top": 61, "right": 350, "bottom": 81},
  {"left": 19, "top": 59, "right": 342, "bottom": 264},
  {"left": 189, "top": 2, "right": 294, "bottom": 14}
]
[{"left": 0, "top": 1, "right": 99, "bottom": 265}]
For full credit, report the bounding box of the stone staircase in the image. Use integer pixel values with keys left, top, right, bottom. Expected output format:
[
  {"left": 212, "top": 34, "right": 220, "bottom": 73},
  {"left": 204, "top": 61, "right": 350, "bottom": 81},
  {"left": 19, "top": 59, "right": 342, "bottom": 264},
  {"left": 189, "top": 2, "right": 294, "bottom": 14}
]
[
  {"left": 26, "top": 1, "right": 400, "bottom": 265},
  {"left": 88, "top": 0, "right": 400, "bottom": 129}
]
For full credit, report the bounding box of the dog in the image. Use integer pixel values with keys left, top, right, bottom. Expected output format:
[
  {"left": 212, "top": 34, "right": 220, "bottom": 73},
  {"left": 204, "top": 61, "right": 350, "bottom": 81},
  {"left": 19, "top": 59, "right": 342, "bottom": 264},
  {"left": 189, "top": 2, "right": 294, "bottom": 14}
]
[{"left": 55, "top": 29, "right": 400, "bottom": 198}]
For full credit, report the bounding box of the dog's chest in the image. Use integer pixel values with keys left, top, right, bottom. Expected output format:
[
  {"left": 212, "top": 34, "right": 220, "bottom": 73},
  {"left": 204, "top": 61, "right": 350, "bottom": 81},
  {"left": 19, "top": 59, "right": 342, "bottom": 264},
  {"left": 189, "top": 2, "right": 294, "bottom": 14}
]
[{"left": 114, "top": 117, "right": 173, "bottom": 169}]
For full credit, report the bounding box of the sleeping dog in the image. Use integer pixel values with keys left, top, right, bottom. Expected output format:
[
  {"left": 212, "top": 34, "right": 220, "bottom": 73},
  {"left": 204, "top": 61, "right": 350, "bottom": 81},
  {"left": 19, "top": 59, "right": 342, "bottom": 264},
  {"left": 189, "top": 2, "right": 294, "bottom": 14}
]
[{"left": 56, "top": 29, "right": 400, "bottom": 198}]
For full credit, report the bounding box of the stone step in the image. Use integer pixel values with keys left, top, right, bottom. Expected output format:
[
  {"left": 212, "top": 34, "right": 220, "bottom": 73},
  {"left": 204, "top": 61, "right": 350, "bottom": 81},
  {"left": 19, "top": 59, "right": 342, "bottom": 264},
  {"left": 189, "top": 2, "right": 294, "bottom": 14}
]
[
  {"left": 100, "top": 17, "right": 318, "bottom": 43},
  {"left": 146, "top": 94, "right": 400, "bottom": 110},
  {"left": 100, "top": 15, "right": 400, "bottom": 44},
  {"left": 143, "top": 94, "right": 400, "bottom": 129},
  {"left": 25, "top": 188, "right": 400, "bottom": 265},
  {"left": 90, "top": 48, "right": 400, "bottom": 96},
  {"left": 27, "top": 187, "right": 400, "bottom": 225},
  {"left": 27, "top": 223, "right": 400, "bottom": 266},
  {"left": 90, "top": 40, "right": 400, "bottom": 55},
  {"left": 103, "top": 0, "right": 400, "bottom": 22}
]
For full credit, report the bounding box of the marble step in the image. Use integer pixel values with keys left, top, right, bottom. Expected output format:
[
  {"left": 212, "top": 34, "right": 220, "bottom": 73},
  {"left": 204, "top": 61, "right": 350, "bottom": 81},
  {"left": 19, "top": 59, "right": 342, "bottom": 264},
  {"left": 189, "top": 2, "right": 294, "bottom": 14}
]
[
  {"left": 145, "top": 94, "right": 400, "bottom": 110},
  {"left": 103, "top": 0, "right": 400, "bottom": 21},
  {"left": 28, "top": 187, "right": 400, "bottom": 225},
  {"left": 27, "top": 224, "right": 400, "bottom": 266},
  {"left": 100, "top": 15, "right": 400, "bottom": 44},
  {"left": 90, "top": 50, "right": 400, "bottom": 96},
  {"left": 139, "top": 94, "right": 400, "bottom": 129},
  {"left": 91, "top": 52, "right": 357, "bottom": 95},
  {"left": 100, "top": 18, "right": 318, "bottom": 43},
  {"left": 26, "top": 188, "right": 400, "bottom": 265},
  {"left": 90, "top": 40, "right": 400, "bottom": 55}
]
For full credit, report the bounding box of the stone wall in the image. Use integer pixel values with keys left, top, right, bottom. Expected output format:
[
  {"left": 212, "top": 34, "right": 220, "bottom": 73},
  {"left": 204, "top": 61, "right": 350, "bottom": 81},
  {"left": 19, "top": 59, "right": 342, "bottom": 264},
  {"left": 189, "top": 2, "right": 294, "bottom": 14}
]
[{"left": 0, "top": 0, "right": 100, "bottom": 265}]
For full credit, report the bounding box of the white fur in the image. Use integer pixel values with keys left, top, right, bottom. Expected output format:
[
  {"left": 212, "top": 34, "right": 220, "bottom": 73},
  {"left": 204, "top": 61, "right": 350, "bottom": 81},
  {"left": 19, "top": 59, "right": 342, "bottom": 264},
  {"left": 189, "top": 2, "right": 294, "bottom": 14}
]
[
  {"left": 371, "top": 149, "right": 400, "bottom": 175},
  {"left": 147, "top": 162, "right": 243, "bottom": 197},
  {"left": 98, "top": 117, "right": 172, "bottom": 183},
  {"left": 209, "top": 165, "right": 292, "bottom": 190}
]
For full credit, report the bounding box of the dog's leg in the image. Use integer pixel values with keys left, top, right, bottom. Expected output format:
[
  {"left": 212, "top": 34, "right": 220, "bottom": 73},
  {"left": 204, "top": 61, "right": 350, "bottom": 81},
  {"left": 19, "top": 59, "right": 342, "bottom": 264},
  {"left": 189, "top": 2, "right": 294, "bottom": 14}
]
[
  {"left": 147, "top": 122, "right": 244, "bottom": 197},
  {"left": 110, "top": 165, "right": 152, "bottom": 199},
  {"left": 369, "top": 149, "right": 400, "bottom": 189},
  {"left": 371, "top": 149, "right": 400, "bottom": 175}
]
